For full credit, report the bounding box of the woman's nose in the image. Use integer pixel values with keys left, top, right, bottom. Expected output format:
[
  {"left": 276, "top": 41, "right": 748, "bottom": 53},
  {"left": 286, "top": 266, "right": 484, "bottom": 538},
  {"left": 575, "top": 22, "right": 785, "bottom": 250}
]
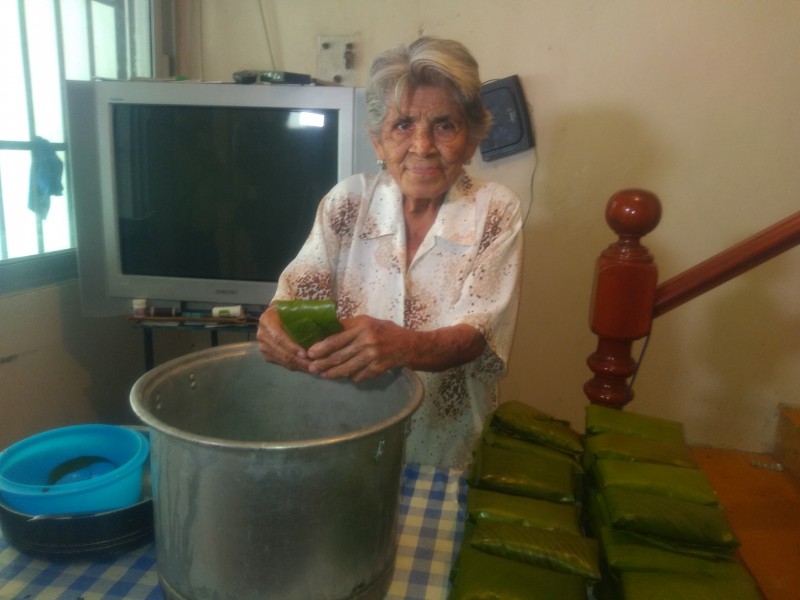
[{"left": 410, "top": 126, "right": 435, "bottom": 154}]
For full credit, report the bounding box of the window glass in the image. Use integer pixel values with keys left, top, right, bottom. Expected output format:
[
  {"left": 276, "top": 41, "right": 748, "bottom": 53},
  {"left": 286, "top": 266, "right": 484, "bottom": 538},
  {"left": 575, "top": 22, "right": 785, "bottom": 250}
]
[
  {"left": 27, "top": 0, "right": 65, "bottom": 143},
  {"left": 61, "top": 0, "right": 92, "bottom": 80},
  {"left": 131, "top": 1, "right": 153, "bottom": 78},
  {"left": 92, "top": 2, "right": 119, "bottom": 79},
  {"left": 1, "top": 150, "right": 37, "bottom": 259},
  {"left": 0, "top": 2, "right": 28, "bottom": 141}
]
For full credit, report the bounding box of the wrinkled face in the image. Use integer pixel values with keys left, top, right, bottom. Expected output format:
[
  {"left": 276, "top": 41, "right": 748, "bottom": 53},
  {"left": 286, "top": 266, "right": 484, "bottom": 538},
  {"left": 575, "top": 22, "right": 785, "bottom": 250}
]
[{"left": 371, "top": 85, "right": 478, "bottom": 202}]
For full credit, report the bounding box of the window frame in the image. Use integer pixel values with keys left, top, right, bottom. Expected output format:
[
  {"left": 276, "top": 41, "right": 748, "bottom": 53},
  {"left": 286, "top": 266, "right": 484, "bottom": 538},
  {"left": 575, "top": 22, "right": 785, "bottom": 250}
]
[
  {"left": 0, "top": 250, "right": 77, "bottom": 295},
  {"left": 0, "top": 0, "right": 159, "bottom": 297}
]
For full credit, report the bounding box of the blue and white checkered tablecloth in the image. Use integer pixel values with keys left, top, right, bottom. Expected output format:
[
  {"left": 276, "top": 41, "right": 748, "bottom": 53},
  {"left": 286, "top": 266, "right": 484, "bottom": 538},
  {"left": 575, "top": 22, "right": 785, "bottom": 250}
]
[{"left": 0, "top": 464, "right": 467, "bottom": 600}]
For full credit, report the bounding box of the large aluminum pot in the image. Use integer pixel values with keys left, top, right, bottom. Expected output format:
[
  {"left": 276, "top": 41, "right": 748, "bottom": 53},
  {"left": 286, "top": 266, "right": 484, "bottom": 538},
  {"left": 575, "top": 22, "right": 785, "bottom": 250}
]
[{"left": 130, "top": 342, "right": 423, "bottom": 600}]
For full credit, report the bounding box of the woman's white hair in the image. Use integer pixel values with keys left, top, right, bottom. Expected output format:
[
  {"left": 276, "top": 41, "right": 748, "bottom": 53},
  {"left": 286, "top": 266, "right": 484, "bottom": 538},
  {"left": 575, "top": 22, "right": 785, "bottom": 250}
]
[{"left": 365, "top": 37, "right": 493, "bottom": 142}]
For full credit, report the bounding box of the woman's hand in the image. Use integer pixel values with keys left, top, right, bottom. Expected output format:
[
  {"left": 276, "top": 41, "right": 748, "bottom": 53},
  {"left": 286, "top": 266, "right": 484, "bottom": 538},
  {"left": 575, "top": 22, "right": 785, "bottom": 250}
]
[
  {"left": 306, "top": 316, "right": 485, "bottom": 383},
  {"left": 256, "top": 306, "right": 313, "bottom": 372},
  {"left": 306, "top": 316, "right": 409, "bottom": 382}
]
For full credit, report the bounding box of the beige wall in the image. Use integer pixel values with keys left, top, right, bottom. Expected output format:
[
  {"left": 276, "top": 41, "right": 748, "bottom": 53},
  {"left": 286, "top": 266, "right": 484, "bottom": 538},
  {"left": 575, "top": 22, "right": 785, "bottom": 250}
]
[
  {"left": 0, "top": 284, "right": 251, "bottom": 449},
  {"left": 0, "top": 284, "right": 140, "bottom": 447},
  {"left": 196, "top": 0, "right": 800, "bottom": 451},
  {"left": 1, "top": 0, "right": 797, "bottom": 453}
]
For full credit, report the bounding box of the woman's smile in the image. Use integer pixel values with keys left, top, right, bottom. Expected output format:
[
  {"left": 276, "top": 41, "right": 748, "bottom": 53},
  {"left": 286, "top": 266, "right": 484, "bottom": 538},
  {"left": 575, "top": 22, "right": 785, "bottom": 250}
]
[{"left": 408, "top": 162, "right": 442, "bottom": 176}]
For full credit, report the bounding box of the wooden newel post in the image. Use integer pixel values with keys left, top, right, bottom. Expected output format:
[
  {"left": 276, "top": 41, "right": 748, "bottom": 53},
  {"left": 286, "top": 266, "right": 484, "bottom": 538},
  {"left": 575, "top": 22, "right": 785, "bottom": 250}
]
[{"left": 584, "top": 189, "right": 662, "bottom": 408}]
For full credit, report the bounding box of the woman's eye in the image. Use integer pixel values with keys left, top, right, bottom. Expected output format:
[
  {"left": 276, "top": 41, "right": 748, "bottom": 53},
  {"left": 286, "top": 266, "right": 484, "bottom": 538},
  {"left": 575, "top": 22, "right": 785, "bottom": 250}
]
[
  {"left": 434, "top": 121, "right": 458, "bottom": 139},
  {"left": 387, "top": 119, "right": 461, "bottom": 140}
]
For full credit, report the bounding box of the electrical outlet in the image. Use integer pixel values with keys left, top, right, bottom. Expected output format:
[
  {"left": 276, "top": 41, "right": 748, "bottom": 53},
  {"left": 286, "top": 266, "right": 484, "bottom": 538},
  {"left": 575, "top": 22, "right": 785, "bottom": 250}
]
[{"left": 317, "top": 35, "right": 356, "bottom": 86}]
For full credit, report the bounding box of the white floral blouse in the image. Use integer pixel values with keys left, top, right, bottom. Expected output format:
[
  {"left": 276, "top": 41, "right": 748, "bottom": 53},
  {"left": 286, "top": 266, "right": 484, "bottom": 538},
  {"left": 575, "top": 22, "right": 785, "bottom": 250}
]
[{"left": 273, "top": 170, "right": 523, "bottom": 469}]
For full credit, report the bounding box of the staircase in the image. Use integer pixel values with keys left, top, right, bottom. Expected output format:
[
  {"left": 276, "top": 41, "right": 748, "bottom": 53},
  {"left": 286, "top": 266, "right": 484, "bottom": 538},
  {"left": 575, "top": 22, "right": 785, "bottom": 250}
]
[
  {"left": 581, "top": 191, "right": 800, "bottom": 598},
  {"left": 693, "top": 405, "right": 800, "bottom": 600}
]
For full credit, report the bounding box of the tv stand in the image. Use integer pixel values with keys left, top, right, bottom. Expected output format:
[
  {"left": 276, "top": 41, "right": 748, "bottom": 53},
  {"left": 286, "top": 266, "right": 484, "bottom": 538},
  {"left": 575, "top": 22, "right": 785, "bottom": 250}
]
[{"left": 130, "top": 316, "right": 258, "bottom": 370}]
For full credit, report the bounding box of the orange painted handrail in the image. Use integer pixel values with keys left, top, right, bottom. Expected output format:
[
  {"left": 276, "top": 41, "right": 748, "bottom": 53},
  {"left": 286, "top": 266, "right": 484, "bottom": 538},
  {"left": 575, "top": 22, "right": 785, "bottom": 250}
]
[
  {"left": 584, "top": 190, "right": 800, "bottom": 408},
  {"left": 653, "top": 210, "right": 800, "bottom": 317}
]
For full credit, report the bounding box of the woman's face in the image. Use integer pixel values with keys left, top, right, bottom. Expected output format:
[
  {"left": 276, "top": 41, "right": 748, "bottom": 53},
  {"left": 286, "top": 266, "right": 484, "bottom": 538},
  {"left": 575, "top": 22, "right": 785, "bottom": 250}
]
[{"left": 371, "top": 85, "right": 478, "bottom": 203}]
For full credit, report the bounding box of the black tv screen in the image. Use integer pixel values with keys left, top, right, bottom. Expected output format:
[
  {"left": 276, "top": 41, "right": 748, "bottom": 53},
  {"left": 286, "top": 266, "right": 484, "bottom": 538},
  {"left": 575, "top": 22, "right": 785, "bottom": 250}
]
[{"left": 112, "top": 103, "right": 339, "bottom": 283}]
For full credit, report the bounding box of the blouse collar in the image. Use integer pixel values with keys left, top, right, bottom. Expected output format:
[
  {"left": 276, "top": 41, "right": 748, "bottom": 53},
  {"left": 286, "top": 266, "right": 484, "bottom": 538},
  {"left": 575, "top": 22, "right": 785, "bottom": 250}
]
[{"left": 365, "top": 171, "right": 479, "bottom": 246}]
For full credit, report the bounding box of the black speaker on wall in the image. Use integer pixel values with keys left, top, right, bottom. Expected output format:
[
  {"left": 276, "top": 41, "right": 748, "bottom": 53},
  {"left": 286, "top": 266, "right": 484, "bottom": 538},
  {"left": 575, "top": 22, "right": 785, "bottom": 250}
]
[{"left": 479, "top": 74, "right": 535, "bottom": 162}]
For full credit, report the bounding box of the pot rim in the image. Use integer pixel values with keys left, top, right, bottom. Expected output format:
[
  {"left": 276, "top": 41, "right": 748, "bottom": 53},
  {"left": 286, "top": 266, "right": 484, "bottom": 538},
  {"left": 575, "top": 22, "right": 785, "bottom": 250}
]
[{"left": 129, "top": 342, "right": 424, "bottom": 450}]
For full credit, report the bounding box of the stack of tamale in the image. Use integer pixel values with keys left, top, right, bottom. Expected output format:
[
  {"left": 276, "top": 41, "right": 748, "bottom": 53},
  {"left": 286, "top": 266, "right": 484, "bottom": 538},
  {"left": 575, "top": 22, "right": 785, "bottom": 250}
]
[
  {"left": 448, "top": 401, "right": 599, "bottom": 600},
  {"left": 583, "top": 404, "right": 763, "bottom": 600}
]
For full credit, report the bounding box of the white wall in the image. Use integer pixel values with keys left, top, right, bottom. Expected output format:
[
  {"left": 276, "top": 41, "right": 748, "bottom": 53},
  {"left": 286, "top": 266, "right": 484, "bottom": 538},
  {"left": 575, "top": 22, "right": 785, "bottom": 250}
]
[
  {"left": 2, "top": 0, "right": 797, "bottom": 453},
  {"left": 196, "top": 0, "right": 800, "bottom": 451}
]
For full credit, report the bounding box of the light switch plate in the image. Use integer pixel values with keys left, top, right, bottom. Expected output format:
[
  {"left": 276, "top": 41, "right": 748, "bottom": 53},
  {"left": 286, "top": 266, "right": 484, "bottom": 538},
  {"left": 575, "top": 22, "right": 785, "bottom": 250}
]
[{"left": 317, "top": 35, "right": 357, "bottom": 86}]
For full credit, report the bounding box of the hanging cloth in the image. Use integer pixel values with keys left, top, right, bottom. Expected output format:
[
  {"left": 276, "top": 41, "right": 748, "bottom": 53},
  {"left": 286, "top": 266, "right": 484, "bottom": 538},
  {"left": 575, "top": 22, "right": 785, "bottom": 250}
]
[{"left": 28, "top": 136, "right": 64, "bottom": 219}]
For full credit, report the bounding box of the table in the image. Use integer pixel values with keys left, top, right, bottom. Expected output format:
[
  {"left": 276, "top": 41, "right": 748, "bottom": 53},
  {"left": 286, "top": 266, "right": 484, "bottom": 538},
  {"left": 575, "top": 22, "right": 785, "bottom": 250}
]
[
  {"left": 0, "top": 464, "right": 467, "bottom": 600},
  {"left": 133, "top": 319, "right": 257, "bottom": 371}
]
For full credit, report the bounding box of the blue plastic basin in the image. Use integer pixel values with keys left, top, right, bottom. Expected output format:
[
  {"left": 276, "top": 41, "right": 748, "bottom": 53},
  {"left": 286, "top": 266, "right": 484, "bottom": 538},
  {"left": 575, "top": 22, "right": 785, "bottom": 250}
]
[{"left": 0, "top": 424, "right": 149, "bottom": 515}]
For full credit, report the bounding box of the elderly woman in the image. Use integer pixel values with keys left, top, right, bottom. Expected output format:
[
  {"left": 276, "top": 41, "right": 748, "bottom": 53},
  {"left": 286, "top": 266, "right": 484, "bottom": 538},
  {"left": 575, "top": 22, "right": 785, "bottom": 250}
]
[{"left": 257, "top": 37, "right": 523, "bottom": 469}]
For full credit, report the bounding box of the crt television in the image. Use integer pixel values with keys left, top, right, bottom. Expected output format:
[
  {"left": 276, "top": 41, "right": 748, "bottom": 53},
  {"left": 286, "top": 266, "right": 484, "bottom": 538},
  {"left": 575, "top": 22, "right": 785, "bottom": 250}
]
[{"left": 66, "top": 80, "right": 375, "bottom": 317}]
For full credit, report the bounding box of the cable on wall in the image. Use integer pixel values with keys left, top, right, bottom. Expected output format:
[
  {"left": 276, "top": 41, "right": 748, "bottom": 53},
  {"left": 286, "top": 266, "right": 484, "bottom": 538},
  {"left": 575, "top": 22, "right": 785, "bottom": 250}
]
[{"left": 257, "top": 0, "right": 277, "bottom": 69}]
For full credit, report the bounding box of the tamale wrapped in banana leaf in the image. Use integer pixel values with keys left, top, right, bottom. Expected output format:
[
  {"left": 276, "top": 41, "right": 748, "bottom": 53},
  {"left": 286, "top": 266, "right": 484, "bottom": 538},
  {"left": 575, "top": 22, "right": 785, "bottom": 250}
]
[
  {"left": 469, "top": 444, "right": 577, "bottom": 503},
  {"left": 274, "top": 299, "right": 343, "bottom": 349},
  {"left": 585, "top": 405, "right": 685, "bottom": 444},
  {"left": 600, "top": 487, "right": 739, "bottom": 549},
  {"left": 619, "top": 570, "right": 763, "bottom": 600},
  {"left": 469, "top": 520, "right": 601, "bottom": 580},
  {"left": 467, "top": 488, "right": 581, "bottom": 534},
  {"left": 449, "top": 545, "right": 588, "bottom": 600},
  {"left": 583, "top": 432, "right": 697, "bottom": 469},
  {"left": 483, "top": 426, "right": 584, "bottom": 474},
  {"left": 587, "top": 491, "right": 735, "bottom": 561},
  {"left": 599, "top": 526, "right": 741, "bottom": 576},
  {"left": 491, "top": 401, "right": 584, "bottom": 455},
  {"left": 593, "top": 459, "right": 719, "bottom": 505}
]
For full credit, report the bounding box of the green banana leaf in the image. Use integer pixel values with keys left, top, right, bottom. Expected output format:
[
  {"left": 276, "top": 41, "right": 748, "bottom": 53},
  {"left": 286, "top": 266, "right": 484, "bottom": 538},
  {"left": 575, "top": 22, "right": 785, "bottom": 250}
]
[
  {"left": 585, "top": 405, "right": 685, "bottom": 444},
  {"left": 619, "top": 570, "right": 763, "bottom": 600},
  {"left": 599, "top": 526, "right": 742, "bottom": 576},
  {"left": 583, "top": 432, "right": 697, "bottom": 469},
  {"left": 469, "top": 520, "right": 601, "bottom": 581},
  {"left": 274, "top": 299, "right": 343, "bottom": 349},
  {"left": 593, "top": 459, "right": 719, "bottom": 505},
  {"left": 586, "top": 491, "right": 735, "bottom": 561},
  {"left": 483, "top": 427, "right": 584, "bottom": 474},
  {"left": 467, "top": 488, "right": 581, "bottom": 534},
  {"left": 601, "top": 487, "right": 739, "bottom": 549},
  {"left": 491, "top": 401, "right": 584, "bottom": 455},
  {"left": 469, "top": 444, "right": 577, "bottom": 504},
  {"left": 449, "top": 544, "right": 588, "bottom": 600}
]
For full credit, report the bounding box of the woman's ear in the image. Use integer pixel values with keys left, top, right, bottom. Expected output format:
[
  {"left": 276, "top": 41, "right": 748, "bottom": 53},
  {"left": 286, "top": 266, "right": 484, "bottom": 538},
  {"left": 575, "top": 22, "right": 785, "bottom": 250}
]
[
  {"left": 464, "top": 139, "right": 480, "bottom": 163},
  {"left": 370, "top": 136, "right": 384, "bottom": 161}
]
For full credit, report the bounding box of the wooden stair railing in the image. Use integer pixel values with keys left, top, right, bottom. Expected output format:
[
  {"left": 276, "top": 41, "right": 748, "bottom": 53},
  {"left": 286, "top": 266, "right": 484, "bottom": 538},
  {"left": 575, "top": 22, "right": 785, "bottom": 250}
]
[{"left": 584, "top": 189, "right": 800, "bottom": 408}]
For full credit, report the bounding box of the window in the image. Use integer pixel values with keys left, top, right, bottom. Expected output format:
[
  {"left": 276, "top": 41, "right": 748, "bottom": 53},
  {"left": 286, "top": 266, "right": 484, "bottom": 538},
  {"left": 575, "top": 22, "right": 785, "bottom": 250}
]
[{"left": 0, "top": 0, "right": 153, "bottom": 294}]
